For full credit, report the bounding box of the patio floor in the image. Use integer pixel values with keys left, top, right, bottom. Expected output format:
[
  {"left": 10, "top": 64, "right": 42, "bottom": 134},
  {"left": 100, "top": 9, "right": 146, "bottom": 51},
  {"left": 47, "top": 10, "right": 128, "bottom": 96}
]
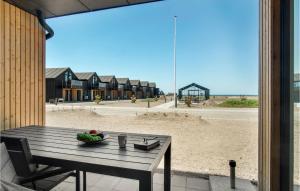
[{"left": 51, "top": 172, "right": 210, "bottom": 191}]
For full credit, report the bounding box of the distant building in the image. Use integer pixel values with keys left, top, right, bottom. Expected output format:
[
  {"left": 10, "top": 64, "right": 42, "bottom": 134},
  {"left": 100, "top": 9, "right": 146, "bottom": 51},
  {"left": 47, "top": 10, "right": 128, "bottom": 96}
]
[
  {"left": 46, "top": 68, "right": 160, "bottom": 102},
  {"left": 295, "top": 73, "right": 300, "bottom": 103},
  {"left": 130, "top": 80, "right": 143, "bottom": 99},
  {"left": 99, "top": 76, "right": 118, "bottom": 100},
  {"left": 116, "top": 78, "right": 132, "bottom": 99},
  {"left": 140, "top": 81, "right": 149, "bottom": 98},
  {"left": 178, "top": 83, "right": 210, "bottom": 102},
  {"left": 46, "top": 68, "right": 83, "bottom": 102},
  {"left": 75, "top": 72, "right": 100, "bottom": 101},
  {"left": 149, "top": 82, "right": 156, "bottom": 97}
]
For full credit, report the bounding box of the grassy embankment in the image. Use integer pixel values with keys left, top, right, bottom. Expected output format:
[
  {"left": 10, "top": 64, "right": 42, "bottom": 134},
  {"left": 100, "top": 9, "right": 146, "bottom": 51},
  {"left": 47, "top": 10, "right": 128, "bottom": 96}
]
[{"left": 218, "top": 98, "right": 259, "bottom": 108}]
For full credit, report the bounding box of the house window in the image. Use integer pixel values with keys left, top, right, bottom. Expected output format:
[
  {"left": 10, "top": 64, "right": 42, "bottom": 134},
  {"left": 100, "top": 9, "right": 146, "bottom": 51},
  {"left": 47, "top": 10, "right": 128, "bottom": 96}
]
[
  {"left": 92, "top": 76, "right": 97, "bottom": 85},
  {"left": 65, "top": 71, "right": 72, "bottom": 81},
  {"left": 65, "top": 72, "right": 68, "bottom": 82}
]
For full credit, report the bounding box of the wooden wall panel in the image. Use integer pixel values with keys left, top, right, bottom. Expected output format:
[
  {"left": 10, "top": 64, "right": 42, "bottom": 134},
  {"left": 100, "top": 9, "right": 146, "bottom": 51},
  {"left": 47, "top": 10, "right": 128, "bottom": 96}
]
[
  {"left": 34, "top": 18, "right": 38, "bottom": 125},
  {"left": 0, "top": 0, "right": 45, "bottom": 130},
  {"left": 15, "top": 7, "right": 20, "bottom": 128},
  {"left": 25, "top": 12, "right": 30, "bottom": 126},
  {"left": 4, "top": 2, "right": 10, "bottom": 129},
  {"left": 20, "top": 9, "right": 25, "bottom": 127},
  {"left": 0, "top": 0, "right": 4, "bottom": 130},
  {"left": 38, "top": 21, "right": 43, "bottom": 126},
  {"left": 10, "top": 5, "right": 15, "bottom": 128}
]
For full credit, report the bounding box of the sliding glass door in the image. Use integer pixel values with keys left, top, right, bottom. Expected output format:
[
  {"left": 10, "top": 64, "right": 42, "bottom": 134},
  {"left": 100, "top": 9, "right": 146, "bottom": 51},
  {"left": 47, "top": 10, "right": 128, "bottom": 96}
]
[{"left": 294, "top": 0, "right": 300, "bottom": 190}]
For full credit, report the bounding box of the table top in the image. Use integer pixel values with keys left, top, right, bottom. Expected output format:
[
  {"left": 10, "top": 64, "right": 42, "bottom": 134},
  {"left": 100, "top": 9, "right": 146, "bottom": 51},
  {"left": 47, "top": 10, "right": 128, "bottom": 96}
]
[{"left": 1, "top": 126, "right": 171, "bottom": 179}]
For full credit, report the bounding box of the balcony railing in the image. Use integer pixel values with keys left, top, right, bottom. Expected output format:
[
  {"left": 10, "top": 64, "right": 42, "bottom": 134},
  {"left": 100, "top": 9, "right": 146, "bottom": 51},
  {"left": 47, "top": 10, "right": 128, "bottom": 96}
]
[
  {"left": 99, "top": 83, "right": 107, "bottom": 88},
  {"left": 71, "top": 80, "right": 83, "bottom": 88}
]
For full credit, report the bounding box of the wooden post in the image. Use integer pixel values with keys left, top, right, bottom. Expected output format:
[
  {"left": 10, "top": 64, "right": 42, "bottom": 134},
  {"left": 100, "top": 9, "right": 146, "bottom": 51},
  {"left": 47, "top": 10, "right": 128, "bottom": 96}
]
[{"left": 259, "top": 0, "right": 294, "bottom": 190}]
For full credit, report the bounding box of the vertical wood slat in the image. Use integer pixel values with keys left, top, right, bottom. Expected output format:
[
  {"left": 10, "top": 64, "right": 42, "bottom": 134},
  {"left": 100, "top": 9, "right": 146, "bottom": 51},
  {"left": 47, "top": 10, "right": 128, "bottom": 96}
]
[
  {"left": 34, "top": 17, "right": 39, "bottom": 125},
  {"left": 4, "top": 2, "right": 10, "bottom": 130},
  {"left": 20, "top": 8, "right": 26, "bottom": 127},
  {"left": 15, "top": 7, "right": 21, "bottom": 128},
  {"left": 0, "top": 0, "right": 45, "bottom": 130},
  {"left": 0, "top": 0, "right": 4, "bottom": 130},
  {"left": 30, "top": 14, "right": 35, "bottom": 125},
  {"left": 42, "top": 29, "right": 45, "bottom": 126},
  {"left": 0, "top": 0, "right": 3, "bottom": 130},
  {"left": 10, "top": 5, "right": 16, "bottom": 129},
  {"left": 25, "top": 12, "right": 30, "bottom": 126},
  {"left": 38, "top": 24, "right": 43, "bottom": 126}
]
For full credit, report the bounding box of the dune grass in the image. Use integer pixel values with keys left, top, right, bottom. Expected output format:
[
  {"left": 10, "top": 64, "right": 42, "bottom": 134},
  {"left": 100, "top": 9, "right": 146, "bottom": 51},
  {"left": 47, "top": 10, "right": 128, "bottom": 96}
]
[{"left": 218, "top": 99, "right": 259, "bottom": 108}]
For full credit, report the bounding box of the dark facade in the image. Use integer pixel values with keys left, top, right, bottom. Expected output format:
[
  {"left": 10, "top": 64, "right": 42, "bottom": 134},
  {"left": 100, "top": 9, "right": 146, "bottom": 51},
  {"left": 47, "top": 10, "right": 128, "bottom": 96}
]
[
  {"left": 149, "top": 82, "right": 156, "bottom": 98},
  {"left": 178, "top": 83, "right": 210, "bottom": 102},
  {"left": 46, "top": 69, "right": 160, "bottom": 102},
  {"left": 130, "top": 80, "right": 143, "bottom": 99},
  {"left": 140, "top": 81, "right": 150, "bottom": 98},
  {"left": 46, "top": 68, "right": 83, "bottom": 102},
  {"left": 116, "top": 78, "right": 132, "bottom": 99},
  {"left": 99, "top": 76, "right": 118, "bottom": 100},
  {"left": 75, "top": 72, "right": 101, "bottom": 101}
]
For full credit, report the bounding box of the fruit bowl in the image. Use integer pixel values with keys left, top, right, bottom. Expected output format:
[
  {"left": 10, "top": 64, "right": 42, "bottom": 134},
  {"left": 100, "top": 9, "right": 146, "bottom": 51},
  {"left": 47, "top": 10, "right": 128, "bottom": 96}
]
[{"left": 77, "top": 130, "right": 109, "bottom": 144}]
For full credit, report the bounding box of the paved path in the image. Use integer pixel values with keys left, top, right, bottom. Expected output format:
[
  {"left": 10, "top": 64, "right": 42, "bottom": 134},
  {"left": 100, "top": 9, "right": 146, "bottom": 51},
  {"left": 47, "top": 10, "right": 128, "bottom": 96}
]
[{"left": 151, "top": 101, "right": 174, "bottom": 109}]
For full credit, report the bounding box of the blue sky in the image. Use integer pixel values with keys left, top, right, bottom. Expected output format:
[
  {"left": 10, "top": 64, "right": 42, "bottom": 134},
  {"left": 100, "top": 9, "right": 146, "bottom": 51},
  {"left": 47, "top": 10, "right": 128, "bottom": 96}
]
[{"left": 46, "top": 0, "right": 259, "bottom": 95}]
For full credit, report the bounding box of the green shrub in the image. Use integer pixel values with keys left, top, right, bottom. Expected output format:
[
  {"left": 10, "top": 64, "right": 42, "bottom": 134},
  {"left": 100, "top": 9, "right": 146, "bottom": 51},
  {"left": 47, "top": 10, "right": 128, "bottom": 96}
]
[
  {"left": 94, "top": 95, "right": 102, "bottom": 104},
  {"left": 218, "top": 99, "right": 258, "bottom": 108},
  {"left": 185, "top": 97, "right": 192, "bottom": 107},
  {"left": 131, "top": 95, "right": 137, "bottom": 103}
]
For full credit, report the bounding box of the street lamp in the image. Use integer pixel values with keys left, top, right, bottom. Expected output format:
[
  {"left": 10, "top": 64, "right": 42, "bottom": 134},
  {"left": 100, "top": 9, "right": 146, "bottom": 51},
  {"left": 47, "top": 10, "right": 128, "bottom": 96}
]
[{"left": 173, "top": 16, "right": 177, "bottom": 108}]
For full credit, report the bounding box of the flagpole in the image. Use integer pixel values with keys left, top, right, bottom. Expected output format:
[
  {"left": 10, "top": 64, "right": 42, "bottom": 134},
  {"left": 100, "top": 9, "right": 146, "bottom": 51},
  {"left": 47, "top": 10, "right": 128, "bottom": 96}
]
[{"left": 173, "top": 16, "right": 177, "bottom": 108}]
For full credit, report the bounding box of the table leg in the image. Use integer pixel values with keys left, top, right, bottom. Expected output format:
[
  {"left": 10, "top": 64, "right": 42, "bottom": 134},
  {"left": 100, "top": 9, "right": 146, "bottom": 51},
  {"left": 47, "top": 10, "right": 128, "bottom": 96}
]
[
  {"left": 83, "top": 171, "right": 86, "bottom": 191},
  {"left": 164, "top": 143, "right": 171, "bottom": 191},
  {"left": 76, "top": 170, "right": 80, "bottom": 191},
  {"left": 139, "top": 173, "right": 153, "bottom": 191}
]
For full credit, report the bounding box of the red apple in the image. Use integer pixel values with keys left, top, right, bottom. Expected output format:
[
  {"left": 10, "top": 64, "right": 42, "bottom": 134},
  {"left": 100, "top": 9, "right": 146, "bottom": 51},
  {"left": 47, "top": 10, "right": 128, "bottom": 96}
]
[{"left": 89, "top": 130, "right": 97, "bottom": 134}]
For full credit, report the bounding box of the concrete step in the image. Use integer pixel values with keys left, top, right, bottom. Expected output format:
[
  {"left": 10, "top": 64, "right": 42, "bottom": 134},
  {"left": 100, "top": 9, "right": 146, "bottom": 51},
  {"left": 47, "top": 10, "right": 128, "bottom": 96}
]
[{"left": 209, "top": 175, "right": 257, "bottom": 191}]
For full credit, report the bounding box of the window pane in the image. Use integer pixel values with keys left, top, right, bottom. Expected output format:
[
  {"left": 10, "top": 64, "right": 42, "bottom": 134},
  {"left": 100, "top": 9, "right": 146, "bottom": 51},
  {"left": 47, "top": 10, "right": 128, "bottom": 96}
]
[{"left": 294, "top": 0, "right": 300, "bottom": 190}]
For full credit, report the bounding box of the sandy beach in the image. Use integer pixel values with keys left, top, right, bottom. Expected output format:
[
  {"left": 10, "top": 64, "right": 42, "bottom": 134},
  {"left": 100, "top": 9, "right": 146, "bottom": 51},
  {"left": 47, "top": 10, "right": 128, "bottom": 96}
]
[{"left": 46, "top": 104, "right": 259, "bottom": 181}]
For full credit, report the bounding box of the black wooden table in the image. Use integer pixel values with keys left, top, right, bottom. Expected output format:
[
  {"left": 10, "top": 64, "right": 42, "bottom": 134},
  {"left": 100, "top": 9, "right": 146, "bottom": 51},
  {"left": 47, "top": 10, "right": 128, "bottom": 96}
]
[{"left": 1, "top": 126, "right": 171, "bottom": 191}]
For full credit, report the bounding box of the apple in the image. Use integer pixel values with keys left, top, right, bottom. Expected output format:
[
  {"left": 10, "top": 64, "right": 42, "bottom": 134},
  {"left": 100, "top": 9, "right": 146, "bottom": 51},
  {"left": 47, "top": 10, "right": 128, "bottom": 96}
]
[{"left": 89, "top": 130, "right": 97, "bottom": 134}]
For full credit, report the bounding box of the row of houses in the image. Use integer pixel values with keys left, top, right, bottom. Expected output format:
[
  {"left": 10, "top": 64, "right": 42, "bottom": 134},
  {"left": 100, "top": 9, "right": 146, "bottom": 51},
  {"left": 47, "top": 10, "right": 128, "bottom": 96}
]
[{"left": 46, "top": 68, "right": 159, "bottom": 102}]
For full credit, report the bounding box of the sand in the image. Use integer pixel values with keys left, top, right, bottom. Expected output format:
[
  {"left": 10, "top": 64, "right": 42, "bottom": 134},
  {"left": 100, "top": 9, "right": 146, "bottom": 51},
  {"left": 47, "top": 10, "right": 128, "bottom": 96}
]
[{"left": 46, "top": 108, "right": 259, "bottom": 181}]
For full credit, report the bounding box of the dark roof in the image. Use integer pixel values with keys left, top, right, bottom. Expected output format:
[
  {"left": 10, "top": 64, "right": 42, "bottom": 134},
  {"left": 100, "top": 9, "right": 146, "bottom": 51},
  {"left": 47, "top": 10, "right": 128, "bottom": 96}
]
[
  {"left": 99, "top": 76, "right": 115, "bottom": 83},
  {"left": 116, "top": 78, "right": 130, "bottom": 84},
  {"left": 46, "top": 68, "right": 69, "bottom": 79},
  {"left": 75, "top": 72, "right": 96, "bottom": 80},
  {"left": 179, "top": 83, "right": 209, "bottom": 91},
  {"left": 149, "top": 82, "right": 156, "bottom": 88},
  {"left": 130, "top": 80, "right": 140, "bottom": 86},
  {"left": 295, "top": 73, "right": 300, "bottom": 81},
  {"left": 140, "top": 81, "right": 149, "bottom": 87},
  {"left": 6, "top": 0, "right": 162, "bottom": 19}
]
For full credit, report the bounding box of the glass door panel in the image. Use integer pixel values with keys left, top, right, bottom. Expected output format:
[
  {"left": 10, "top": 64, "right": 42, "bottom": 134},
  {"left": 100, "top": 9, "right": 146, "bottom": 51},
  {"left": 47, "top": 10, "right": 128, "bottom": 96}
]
[{"left": 294, "top": 0, "right": 300, "bottom": 190}]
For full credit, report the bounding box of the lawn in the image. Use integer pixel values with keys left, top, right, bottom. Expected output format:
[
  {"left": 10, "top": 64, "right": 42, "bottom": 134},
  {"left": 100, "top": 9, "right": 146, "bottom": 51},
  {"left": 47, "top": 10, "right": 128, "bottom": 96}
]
[{"left": 218, "top": 98, "right": 259, "bottom": 108}]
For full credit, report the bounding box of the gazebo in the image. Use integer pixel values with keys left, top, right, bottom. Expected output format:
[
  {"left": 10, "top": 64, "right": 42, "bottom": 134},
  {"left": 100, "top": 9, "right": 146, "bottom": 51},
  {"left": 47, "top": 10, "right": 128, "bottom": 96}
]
[{"left": 178, "top": 83, "right": 210, "bottom": 101}]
